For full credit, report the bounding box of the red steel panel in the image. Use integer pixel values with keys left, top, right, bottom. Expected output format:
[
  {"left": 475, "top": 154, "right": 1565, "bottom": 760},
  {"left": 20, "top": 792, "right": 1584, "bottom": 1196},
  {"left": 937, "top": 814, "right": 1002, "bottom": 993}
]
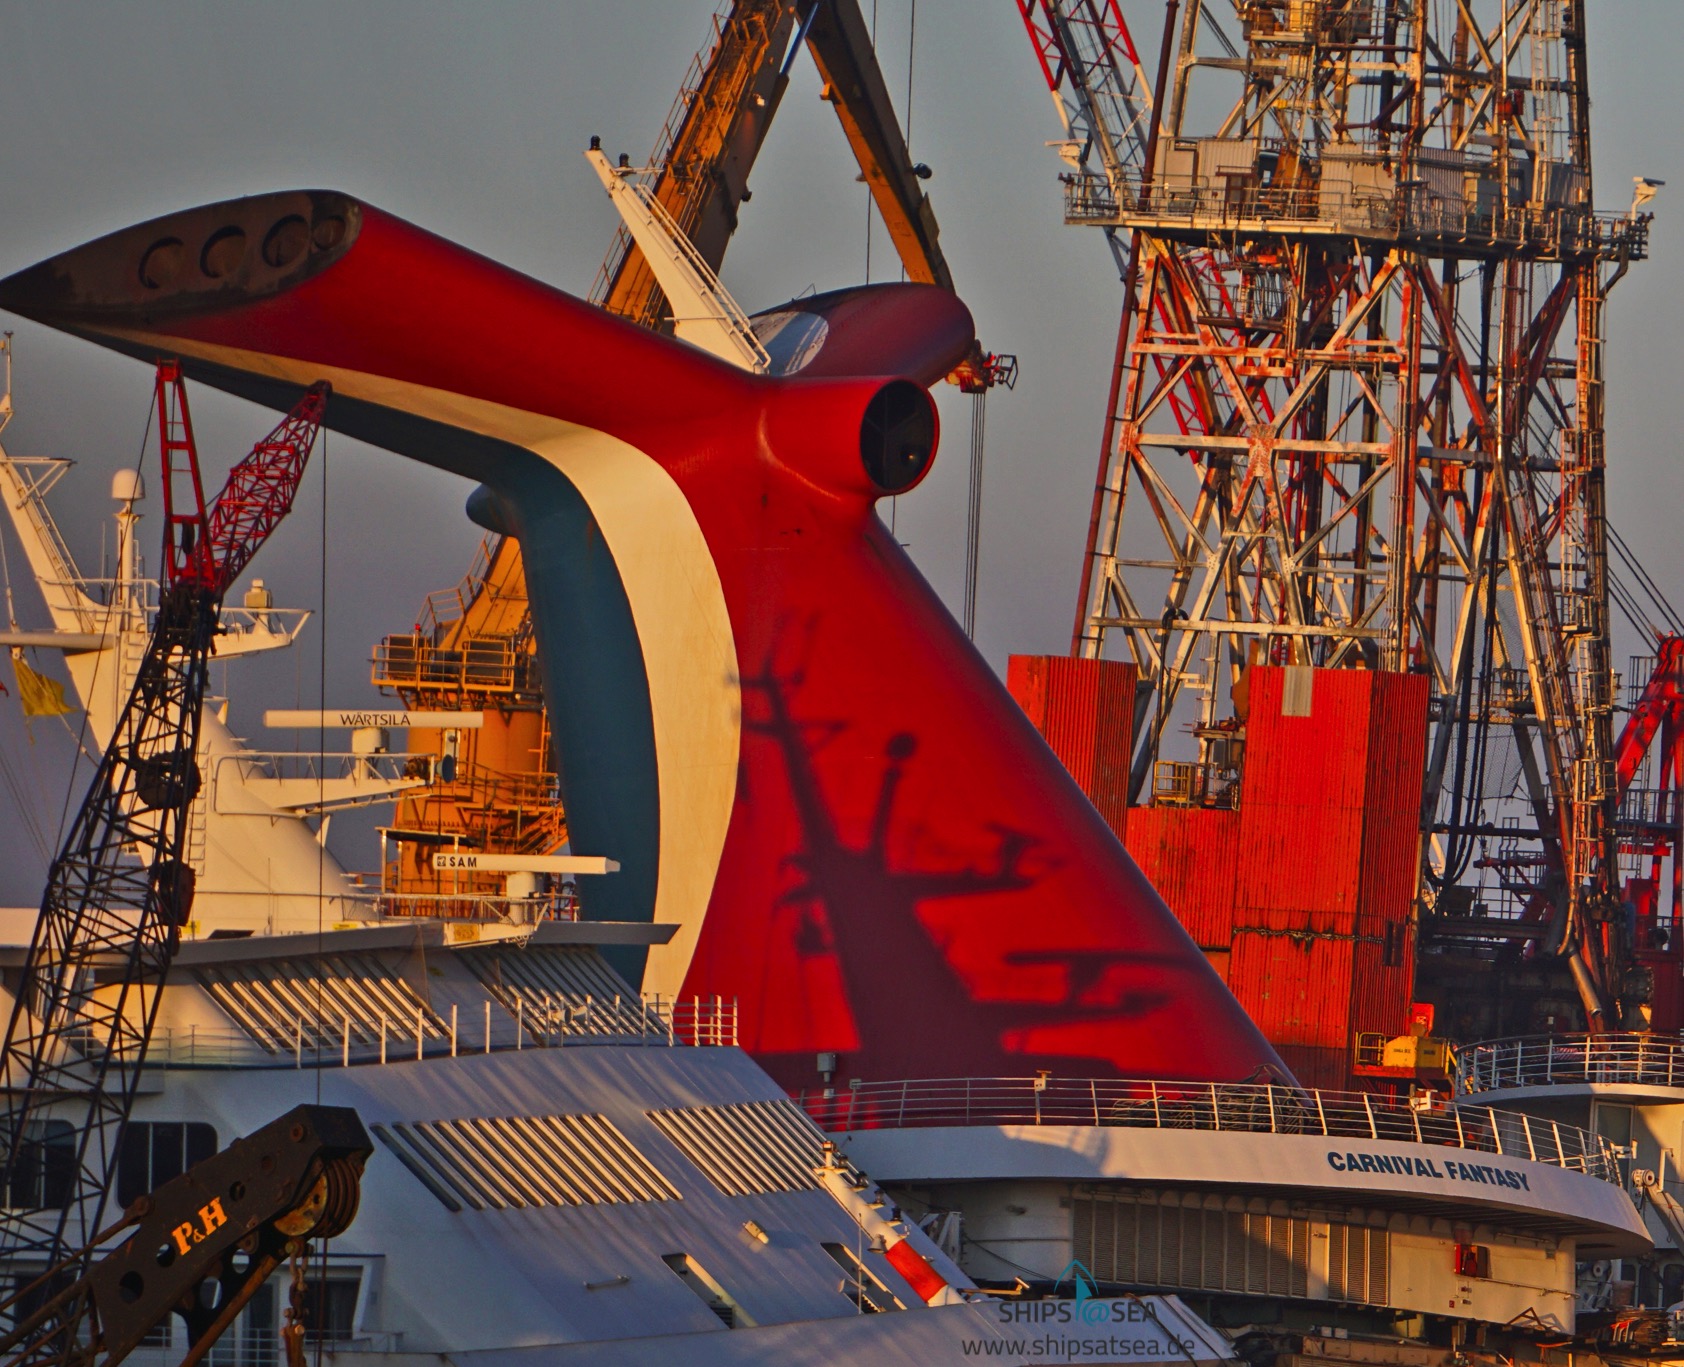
[
  {"left": 1228, "top": 929, "right": 1354, "bottom": 1050},
  {"left": 1006, "top": 654, "right": 1049, "bottom": 730},
  {"left": 1236, "top": 668, "right": 1429, "bottom": 942},
  {"left": 1355, "top": 671, "right": 1430, "bottom": 938},
  {"left": 1125, "top": 805, "right": 1238, "bottom": 949},
  {"left": 1639, "top": 947, "right": 1684, "bottom": 1033},
  {"left": 1233, "top": 800, "right": 1364, "bottom": 934},
  {"left": 1223, "top": 667, "right": 1428, "bottom": 1077},
  {"left": 1006, "top": 654, "right": 1135, "bottom": 837},
  {"left": 1240, "top": 667, "right": 1374, "bottom": 809},
  {"left": 1272, "top": 1044, "right": 1348, "bottom": 1091},
  {"left": 1350, "top": 931, "right": 1415, "bottom": 1040},
  {"left": 1235, "top": 667, "right": 1373, "bottom": 933}
]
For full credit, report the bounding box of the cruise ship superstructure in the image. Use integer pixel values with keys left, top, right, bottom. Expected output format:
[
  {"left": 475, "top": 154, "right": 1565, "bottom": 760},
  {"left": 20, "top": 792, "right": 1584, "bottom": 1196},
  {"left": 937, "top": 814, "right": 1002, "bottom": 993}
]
[
  {"left": 0, "top": 183, "right": 1662, "bottom": 1366},
  {"left": 0, "top": 0, "right": 1681, "bottom": 1363}
]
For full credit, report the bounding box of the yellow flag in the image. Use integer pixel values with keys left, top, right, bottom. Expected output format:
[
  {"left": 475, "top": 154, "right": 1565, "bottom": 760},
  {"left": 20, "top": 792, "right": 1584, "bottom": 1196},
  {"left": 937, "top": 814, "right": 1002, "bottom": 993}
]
[{"left": 10, "top": 651, "right": 74, "bottom": 718}]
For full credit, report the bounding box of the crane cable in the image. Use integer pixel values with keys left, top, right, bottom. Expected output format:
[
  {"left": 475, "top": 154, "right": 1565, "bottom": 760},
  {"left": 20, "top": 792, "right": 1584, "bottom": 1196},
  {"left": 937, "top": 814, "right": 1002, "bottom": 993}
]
[
  {"left": 45, "top": 395, "right": 158, "bottom": 856},
  {"left": 864, "top": 0, "right": 878, "bottom": 288},
  {"left": 0, "top": 516, "right": 51, "bottom": 864},
  {"left": 312, "top": 423, "right": 330, "bottom": 1367},
  {"left": 903, "top": 0, "right": 916, "bottom": 286}
]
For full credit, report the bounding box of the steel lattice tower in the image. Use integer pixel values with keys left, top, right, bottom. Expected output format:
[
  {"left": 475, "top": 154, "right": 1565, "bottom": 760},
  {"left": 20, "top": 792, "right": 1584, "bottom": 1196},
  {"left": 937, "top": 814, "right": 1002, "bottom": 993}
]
[{"left": 1051, "top": 1, "right": 1648, "bottom": 1026}]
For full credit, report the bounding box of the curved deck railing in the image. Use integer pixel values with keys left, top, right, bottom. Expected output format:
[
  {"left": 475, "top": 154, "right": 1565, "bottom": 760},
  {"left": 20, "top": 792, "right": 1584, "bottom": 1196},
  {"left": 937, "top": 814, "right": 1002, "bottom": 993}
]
[
  {"left": 1452, "top": 1032, "right": 1684, "bottom": 1097},
  {"left": 796, "top": 1077, "right": 1621, "bottom": 1185}
]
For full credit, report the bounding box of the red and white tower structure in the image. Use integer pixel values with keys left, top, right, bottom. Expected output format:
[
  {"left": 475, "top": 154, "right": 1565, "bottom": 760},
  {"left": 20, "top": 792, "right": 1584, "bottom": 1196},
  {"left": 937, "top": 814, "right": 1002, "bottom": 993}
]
[{"left": 1021, "top": 1, "right": 1655, "bottom": 1042}]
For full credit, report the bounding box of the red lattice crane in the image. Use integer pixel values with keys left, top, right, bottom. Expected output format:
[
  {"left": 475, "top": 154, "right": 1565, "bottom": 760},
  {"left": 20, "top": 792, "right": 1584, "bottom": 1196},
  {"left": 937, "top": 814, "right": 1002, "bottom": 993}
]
[
  {"left": 1614, "top": 639, "right": 1684, "bottom": 973},
  {"left": 0, "top": 367, "right": 328, "bottom": 1361},
  {"left": 156, "top": 363, "right": 327, "bottom": 592}
]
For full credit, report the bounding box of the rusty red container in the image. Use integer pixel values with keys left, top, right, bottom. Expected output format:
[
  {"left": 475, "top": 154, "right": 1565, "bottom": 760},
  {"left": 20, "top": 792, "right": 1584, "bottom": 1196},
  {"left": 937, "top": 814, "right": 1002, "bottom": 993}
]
[
  {"left": 1240, "top": 666, "right": 1375, "bottom": 809},
  {"left": 1235, "top": 667, "right": 1429, "bottom": 942},
  {"left": 1235, "top": 667, "right": 1371, "bottom": 933},
  {"left": 1234, "top": 800, "right": 1365, "bottom": 934}
]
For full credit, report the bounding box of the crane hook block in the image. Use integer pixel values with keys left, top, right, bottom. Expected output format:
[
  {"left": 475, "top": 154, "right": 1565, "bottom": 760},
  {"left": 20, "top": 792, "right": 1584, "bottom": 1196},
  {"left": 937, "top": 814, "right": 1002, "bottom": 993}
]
[{"left": 87, "top": 1105, "right": 372, "bottom": 1366}]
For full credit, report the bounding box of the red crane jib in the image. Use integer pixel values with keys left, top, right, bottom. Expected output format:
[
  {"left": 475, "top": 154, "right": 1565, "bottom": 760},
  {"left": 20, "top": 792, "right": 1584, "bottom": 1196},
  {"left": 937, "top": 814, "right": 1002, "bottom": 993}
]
[
  {"left": 1614, "top": 636, "right": 1684, "bottom": 794},
  {"left": 153, "top": 363, "right": 329, "bottom": 595}
]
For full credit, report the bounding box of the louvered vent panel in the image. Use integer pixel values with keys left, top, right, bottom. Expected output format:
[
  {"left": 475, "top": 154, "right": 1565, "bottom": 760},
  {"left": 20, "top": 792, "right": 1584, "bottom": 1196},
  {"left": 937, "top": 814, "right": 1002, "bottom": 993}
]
[
  {"left": 197, "top": 954, "right": 446, "bottom": 1051},
  {"left": 1326, "top": 1221, "right": 1389, "bottom": 1305},
  {"left": 1113, "top": 1202, "right": 1137, "bottom": 1283},
  {"left": 1367, "top": 1225, "right": 1389, "bottom": 1304},
  {"left": 1243, "top": 1213, "right": 1268, "bottom": 1295},
  {"left": 1073, "top": 1197, "right": 1094, "bottom": 1268},
  {"left": 1327, "top": 1224, "right": 1350, "bottom": 1300},
  {"left": 1222, "top": 1209, "right": 1247, "bottom": 1292},
  {"left": 1072, "top": 1192, "right": 1330, "bottom": 1301},
  {"left": 1267, "top": 1214, "right": 1292, "bottom": 1294},
  {"left": 647, "top": 1100, "right": 825, "bottom": 1195},
  {"left": 463, "top": 945, "right": 662, "bottom": 1038},
  {"left": 372, "top": 1114, "right": 678, "bottom": 1211},
  {"left": 1290, "top": 1217, "right": 1311, "bottom": 1297},
  {"left": 1084, "top": 1198, "right": 1111, "bottom": 1279}
]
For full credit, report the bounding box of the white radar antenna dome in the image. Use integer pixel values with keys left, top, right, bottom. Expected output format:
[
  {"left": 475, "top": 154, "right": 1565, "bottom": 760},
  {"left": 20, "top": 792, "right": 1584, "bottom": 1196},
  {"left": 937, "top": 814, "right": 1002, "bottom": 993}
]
[{"left": 111, "top": 467, "right": 144, "bottom": 504}]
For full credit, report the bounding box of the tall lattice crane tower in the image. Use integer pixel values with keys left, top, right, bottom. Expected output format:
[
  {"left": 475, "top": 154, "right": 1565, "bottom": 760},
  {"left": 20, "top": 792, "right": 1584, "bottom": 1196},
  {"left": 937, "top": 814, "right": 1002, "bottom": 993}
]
[{"left": 1025, "top": 1, "right": 1651, "bottom": 1031}]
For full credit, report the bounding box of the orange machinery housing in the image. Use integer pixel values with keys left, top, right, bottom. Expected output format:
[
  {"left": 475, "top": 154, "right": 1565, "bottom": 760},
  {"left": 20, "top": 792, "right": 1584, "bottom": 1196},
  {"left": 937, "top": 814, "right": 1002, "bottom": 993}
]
[
  {"left": 371, "top": 537, "right": 564, "bottom": 915},
  {"left": 1009, "top": 655, "right": 1429, "bottom": 1090}
]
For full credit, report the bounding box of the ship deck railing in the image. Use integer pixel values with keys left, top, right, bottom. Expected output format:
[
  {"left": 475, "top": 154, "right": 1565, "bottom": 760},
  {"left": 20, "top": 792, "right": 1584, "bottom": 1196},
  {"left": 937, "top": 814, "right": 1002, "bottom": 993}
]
[
  {"left": 1064, "top": 170, "right": 1650, "bottom": 262},
  {"left": 371, "top": 630, "right": 540, "bottom": 698},
  {"left": 1451, "top": 1032, "right": 1684, "bottom": 1097},
  {"left": 797, "top": 1076, "right": 1621, "bottom": 1184},
  {"left": 113, "top": 995, "right": 738, "bottom": 1071},
  {"left": 370, "top": 889, "right": 579, "bottom": 923},
  {"left": 118, "top": 1322, "right": 399, "bottom": 1367}
]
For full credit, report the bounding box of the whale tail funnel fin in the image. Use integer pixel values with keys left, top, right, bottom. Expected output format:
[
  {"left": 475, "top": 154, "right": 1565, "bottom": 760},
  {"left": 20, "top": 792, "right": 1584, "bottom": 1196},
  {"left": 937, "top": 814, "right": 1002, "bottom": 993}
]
[{"left": 1, "top": 190, "right": 1293, "bottom": 1090}]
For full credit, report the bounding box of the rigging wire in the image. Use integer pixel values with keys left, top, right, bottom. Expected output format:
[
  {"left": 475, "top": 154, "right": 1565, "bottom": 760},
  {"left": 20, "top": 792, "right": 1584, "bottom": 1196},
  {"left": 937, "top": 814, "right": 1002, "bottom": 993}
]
[
  {"left": 1607, "top": 571, "right": 1655, "bottom": 647},
  {"left": 864, "top": 0, "right": 877, "bottom": 288},
  {"left": 47, "top": 388, "right": 157, "bottom": 855},
  {"left": 902, "top": 0, "right": 916, "bottom": 286},
  {"left": 962, "top": 390, "right": 986, "bottom": 640},
  {"left": 312, "top": 422, "right": 329, "bottom": 1367},
  {"left": 0, "top": 502, "right": 53, "bottom": 857},
  {"left": 315, "top": 421, "right": 330, "bottom": 1088},
  {"left": 1609, "top": 522, "right": 1684, "bottom": 638}
]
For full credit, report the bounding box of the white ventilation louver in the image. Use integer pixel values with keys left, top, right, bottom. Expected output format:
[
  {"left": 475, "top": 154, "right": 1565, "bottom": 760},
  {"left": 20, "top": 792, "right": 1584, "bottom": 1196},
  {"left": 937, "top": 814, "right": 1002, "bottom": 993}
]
[
  {"left": 197, "top": 953, "right": 447, "bottom": 1052},
  {"left": 463, "top": 945, "right": 663, "bottom": 1039},
  {"left": 1326, "top": 1222, "right": 1389, "bottom": 1304},
  {"left": 372, "top": 1114, "right": 679, "bottom": 1212},
  {"left": 647, "top": 1100, "right": 825, "bottom": 1196},
  {"left": 1073, "top": 1190, "right": 1363, "bottom": 1301}
]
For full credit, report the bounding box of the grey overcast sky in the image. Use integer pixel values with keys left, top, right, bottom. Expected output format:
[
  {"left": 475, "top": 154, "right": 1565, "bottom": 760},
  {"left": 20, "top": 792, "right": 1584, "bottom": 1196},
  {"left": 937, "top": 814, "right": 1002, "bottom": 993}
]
[{"left": 0, "top": 2, "right": 1679, "bottom": 900}]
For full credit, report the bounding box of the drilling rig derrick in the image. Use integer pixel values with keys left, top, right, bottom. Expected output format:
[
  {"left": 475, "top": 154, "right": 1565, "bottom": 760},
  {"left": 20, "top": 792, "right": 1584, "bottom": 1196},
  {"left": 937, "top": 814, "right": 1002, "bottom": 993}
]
[{"left": 1038, "top": 0, "right": 1650, "bottom": 1035}]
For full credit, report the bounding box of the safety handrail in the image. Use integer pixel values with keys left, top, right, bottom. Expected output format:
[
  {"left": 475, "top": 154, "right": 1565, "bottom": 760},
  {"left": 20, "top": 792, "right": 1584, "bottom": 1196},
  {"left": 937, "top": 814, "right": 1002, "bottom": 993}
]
[
  {"left": 1061, "top": 169, "right": 1650, "bottom": 262},
  {"left": 58, "top": 994, "right": 740, "bottom": 1072},
  {"left": 796, "top": 1076, "right": 1622, "bottom": 1185},
  {"left": 1451, "top": 1032, "right": 1684, "bottom": 1097}
]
